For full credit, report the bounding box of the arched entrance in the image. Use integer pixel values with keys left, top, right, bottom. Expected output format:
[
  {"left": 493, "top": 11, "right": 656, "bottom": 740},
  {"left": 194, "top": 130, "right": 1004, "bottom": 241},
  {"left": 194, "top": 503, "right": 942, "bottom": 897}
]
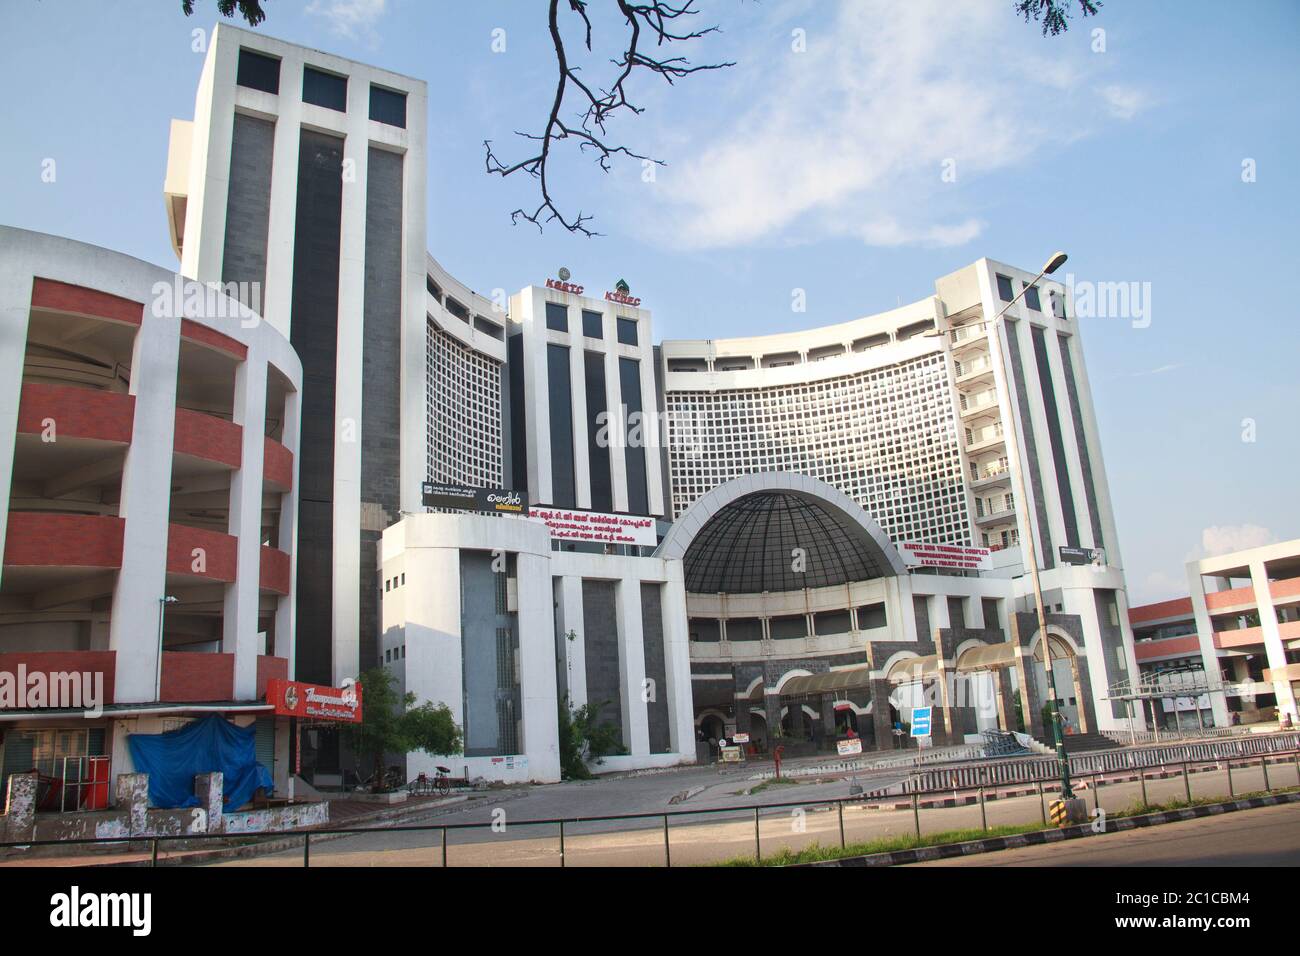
[
  {"left": 1027, "top": 629, "right": 1089, "bottom": 735},
  {"left": 660, "top": 472, "right": 906, "bottom": 755}
]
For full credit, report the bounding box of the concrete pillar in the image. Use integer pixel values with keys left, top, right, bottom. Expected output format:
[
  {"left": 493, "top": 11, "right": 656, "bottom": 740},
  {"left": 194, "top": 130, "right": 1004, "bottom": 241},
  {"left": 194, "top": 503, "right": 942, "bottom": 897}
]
[
  {"left": 273, "top": 388, "right": 300, "bottom": 672},
  {"left": 822, "top": 693, "right": 837, "bottom": 736},
  {"left": 871, "top": 678, "right": 894, "bottom": 751},
  {"left": 3, "top": 772, "right": 37, "bottom": 840},
  {"left": 115, "top": 773, "right": 149, "bottom": 835},
  {"left": 554, "top": 575, "right": 587, "bottom": 709},
  {"left": 1014, "top": 647, "right": 1043, "bottom": 738},
  {"left": 1069, "top": 656, "right": 1089, "bottom": 733},
  {"left": 194, "top": 772, "right": 225, "bottom": 832},
  {"left": 660, "top": 564, "right": 695, "bottom": 760},
  {"left": 1187, "top": 563, "right": 1231, "bottom": 727},
  {"left": 1251, "top": 559, "right": 1298, "bottom": 724},
  {"left": 225, "top": 354, "right": 267, "bottom": 700},
  {"left": 0, "top": 261, "right": 34, "bottom": 584},
  {"left": 516, "top": 552, "right": 561, "bottom": 781},
  {"left": 111, "top": 299, "right": 182, "bottom": 703},
  {"left": 614, "top": 576, "right": 650, "bottom": 757},
  {"left": 763, "top": 693, "right": 781, "bottom": 743},
  {"left": 934, "top": 665, "right": 955, "bottom": 744},
  {"left": 996, "top": 668, "right": 1018, "bottom": 733}
]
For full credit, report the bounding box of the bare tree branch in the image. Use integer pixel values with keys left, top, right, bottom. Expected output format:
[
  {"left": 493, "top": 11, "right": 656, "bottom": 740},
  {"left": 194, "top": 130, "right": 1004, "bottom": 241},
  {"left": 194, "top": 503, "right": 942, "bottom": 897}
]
[{"left": 485, "top": 0, "right": 734, "bottom": 236}]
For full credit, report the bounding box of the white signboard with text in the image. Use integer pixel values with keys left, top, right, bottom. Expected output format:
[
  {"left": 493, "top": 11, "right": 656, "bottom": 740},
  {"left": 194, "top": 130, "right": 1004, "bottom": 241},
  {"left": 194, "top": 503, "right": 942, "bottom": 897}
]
[
  {"left": 898, "top": 541, "right": 992, "bottom": 572},
  {"left": 530, "top": 506, "right": 657, "bottom": 547}
]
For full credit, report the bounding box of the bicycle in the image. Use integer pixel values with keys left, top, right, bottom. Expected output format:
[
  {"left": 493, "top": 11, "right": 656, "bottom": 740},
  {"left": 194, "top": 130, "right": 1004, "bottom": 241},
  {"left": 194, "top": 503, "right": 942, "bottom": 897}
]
[{"left": 407, "top": 766, "right": 452, "bottom": 797}]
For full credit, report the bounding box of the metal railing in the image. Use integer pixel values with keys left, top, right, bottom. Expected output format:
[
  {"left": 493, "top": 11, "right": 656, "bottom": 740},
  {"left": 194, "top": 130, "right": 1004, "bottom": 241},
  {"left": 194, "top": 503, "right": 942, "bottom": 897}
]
[
  {"left": 29, "top": 756, "right": 112, "bottom": 813},
  {"left": 906, "top": 732, "right": 1300, "bottom": 793},
  {"left": 4, "top": 744, "right": 1298, "bottom": 867}
]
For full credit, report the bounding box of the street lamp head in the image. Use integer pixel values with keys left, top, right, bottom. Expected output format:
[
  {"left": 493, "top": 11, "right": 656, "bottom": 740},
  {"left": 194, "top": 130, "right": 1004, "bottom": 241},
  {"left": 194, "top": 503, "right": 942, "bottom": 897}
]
[{"left": 1042, "top": 251, "right": 1068, "bottom": 275}]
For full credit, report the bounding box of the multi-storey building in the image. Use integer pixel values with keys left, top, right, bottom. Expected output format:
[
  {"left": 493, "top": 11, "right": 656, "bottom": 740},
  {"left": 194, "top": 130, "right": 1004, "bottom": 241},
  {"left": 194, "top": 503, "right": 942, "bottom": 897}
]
[
  {"left": 659, "top": 259, "right": 1138, "bottom": 745},
  {"left": 0, "top": 226, "right": 302, "bottom": 798},
  {"left": 1129, "top": 538, "right": 1300, "bottom": 730},
  {"left": 166, "top": 24, "right": 429, "bottom": 698},
  {"left": 4, "top": 25, "right": 1156, "bottom": 790}
]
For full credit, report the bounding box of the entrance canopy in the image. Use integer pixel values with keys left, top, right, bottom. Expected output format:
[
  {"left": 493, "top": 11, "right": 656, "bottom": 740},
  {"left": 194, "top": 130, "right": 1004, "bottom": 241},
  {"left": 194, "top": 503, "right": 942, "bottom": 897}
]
[
  {"left": 778, "top": 666, "right": 874, "bottom": 697},
  {"left": 657, "top": 473, "right": 906, "bottom": 594}
]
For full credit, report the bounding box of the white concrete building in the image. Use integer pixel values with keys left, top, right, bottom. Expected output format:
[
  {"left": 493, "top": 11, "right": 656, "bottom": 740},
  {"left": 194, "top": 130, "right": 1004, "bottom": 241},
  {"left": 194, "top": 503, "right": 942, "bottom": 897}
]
[
  {"left": 1129, "top": 539, "right": 1300, "bottom": 730},
  {"left": 0, "top": 226, "right": 302, "bottom": 797},
  {"left": 379, "top": 513, "right": 694, "bottom": 784},
  {"left": 166, "top": 23, "right": 429, "bottom": 696},
  {"left": 660, "top": 259, "right": 1139, "bottom": 740}
]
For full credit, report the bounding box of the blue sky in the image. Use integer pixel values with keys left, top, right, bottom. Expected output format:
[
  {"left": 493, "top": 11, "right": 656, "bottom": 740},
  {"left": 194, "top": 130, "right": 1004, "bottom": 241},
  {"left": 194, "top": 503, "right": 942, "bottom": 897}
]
[{"left": 1, "top": 0, "right": 1297, "bottom": 604}]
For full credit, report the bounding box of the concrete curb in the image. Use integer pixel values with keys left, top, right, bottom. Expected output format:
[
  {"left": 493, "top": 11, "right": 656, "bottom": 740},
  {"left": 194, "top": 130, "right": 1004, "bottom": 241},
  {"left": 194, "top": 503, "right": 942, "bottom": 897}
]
[{"left": 801, "top": 790, "right": 1300, "bottom": 867}]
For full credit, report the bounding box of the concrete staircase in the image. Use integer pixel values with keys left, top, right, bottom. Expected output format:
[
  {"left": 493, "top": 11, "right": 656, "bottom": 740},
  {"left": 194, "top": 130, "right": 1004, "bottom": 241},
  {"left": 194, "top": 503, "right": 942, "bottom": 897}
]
[{"left": 1035, "top": 732, "right": 1124, "bottom": 753}]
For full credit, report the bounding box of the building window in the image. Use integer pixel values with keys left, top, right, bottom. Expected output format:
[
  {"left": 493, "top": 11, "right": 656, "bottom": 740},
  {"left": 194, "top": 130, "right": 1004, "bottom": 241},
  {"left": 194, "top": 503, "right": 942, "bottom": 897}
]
[
  {"left": 1024, "top": 285, "right": 1042, "bottom": 311},
  {"left": 369, "top": 84, "right": 406, "bottom": 127},
  {"left": 237, "top": 49, "right": 280, "bottom": 94},
  {"left": 546, "top": 302, "right": 569, "bottom": 333},
  {"left": 995, "top": 274, "right": 1015, "bottom": 302},
  {"left": 445, "top": 297, "right": 470, "bottom": 322},
  {"left": 582, "top": 310, "right": 603, "bottom": 339},
  {"left": 616, "top": 317, "right": 638, "bottom": 346},
  {"left": 1050, "top": 290, "right": 1066, "bottom": 319},
  {"left": 303, "top": 66, "right": 347, "bottom": 112}
]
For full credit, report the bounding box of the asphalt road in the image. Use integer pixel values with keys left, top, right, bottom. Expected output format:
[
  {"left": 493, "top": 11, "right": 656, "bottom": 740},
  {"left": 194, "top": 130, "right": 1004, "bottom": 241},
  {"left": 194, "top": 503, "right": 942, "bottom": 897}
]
[
  {"left": 908, "top": 801, "right": 1300, "bottom": 867},
  {"left": 210, "top": 760, "right": 1295, "bottom": 867}
]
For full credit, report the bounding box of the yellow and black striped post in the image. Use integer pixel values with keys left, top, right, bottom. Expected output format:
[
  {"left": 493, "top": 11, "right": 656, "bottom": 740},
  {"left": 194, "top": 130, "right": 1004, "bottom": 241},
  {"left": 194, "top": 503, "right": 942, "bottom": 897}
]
[{"left": 1049, "top": 799, "right": 1069, "bottom": 827}]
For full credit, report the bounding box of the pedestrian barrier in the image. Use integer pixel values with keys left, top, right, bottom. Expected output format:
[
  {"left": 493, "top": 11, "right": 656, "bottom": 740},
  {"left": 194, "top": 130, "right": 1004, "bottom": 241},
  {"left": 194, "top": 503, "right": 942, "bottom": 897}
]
[{"left": 2, "top": 742, "right": 1297, "bottom": 868}]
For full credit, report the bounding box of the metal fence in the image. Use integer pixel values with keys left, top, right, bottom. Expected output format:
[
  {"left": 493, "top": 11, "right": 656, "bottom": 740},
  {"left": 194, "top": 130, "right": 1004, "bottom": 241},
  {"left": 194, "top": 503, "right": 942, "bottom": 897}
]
[
  {"left": 3, "top": 744, "right": 1298, "bottom": 867},
  {"left": 906, "top": 732, "right": 1300, "bottom": 793},
  {"left": 28, "top": 756, "right": 112, "bottom": 813}
]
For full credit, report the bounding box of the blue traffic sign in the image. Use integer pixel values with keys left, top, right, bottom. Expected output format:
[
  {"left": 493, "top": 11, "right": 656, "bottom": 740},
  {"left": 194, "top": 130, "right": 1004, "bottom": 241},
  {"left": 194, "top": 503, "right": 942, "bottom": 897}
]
[{"left": 910, "top": 707, "right": 932, "bottom": 737}]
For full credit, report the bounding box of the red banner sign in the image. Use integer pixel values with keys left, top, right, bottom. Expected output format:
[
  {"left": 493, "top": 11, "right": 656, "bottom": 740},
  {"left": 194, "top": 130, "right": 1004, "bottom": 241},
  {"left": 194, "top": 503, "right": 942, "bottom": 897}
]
[{"left": 267, "top": 678, "right": 363, "bottom": 723}]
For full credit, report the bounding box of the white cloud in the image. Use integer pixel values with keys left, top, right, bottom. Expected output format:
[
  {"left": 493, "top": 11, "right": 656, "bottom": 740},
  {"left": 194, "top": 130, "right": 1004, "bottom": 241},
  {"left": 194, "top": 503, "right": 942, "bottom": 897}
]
[
  {"left": 306, "top": 0, "right": 387, "bottom": 46},
  {"left": 640, "top": 0, "right": 1146, "bottom": 251},
  {"left": 1198, "top": 524, "right": 1276, "bottom": 559},
  {"left": 1100, "top": 84, "right": 1150, "bottom": 121}
]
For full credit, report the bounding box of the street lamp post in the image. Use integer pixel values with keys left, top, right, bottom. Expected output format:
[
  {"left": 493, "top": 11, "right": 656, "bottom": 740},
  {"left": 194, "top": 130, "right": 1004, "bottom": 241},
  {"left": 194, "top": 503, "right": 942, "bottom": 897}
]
[
  {"left": 155, "top": 595, "right": 178, "bottom": 700},
  {"left": 933, "top": 252, "right": 1075, "bottom": 801}
]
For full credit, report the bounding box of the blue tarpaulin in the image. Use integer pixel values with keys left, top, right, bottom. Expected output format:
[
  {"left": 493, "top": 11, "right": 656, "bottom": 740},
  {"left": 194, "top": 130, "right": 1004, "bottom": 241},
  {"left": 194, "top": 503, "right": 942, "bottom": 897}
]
[{"left": 128, "top": 714, "right": 274, "bottom": 812}]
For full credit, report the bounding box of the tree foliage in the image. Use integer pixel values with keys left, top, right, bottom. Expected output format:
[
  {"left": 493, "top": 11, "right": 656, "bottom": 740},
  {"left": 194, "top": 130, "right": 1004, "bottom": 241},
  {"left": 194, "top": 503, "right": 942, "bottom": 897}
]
[
  {"left": 181, "top": 0, "right": 267, "bottom": 27},
  {"left": 343, "top": 668, "right": 463, "bottom": 791},
  {"left": 558, "top": 694, "right": 625, "bottom": 780},
  {"left": 1013, "top": 0, "right": 1102, "bottom": 37}
]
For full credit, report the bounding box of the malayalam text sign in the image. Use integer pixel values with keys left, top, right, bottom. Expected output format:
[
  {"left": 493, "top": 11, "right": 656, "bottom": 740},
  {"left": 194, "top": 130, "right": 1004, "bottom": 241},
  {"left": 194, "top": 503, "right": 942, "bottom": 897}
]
[{"left": 530, "top": 506, "right": 657, "bottom": 547}]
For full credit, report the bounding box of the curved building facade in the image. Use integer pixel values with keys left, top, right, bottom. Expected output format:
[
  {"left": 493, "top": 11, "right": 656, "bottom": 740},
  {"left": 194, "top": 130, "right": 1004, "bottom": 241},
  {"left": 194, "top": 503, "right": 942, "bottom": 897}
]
[{"left": 0, "top": 226, "right": 302, "bottom": 794}]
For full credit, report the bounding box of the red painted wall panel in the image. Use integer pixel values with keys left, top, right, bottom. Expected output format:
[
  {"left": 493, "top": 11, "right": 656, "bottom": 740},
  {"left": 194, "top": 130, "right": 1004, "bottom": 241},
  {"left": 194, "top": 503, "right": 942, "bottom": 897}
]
[
  {"left": 16, "top": 383, "right": 135, "bottom": 444},
  {"left": 31, "top": 277, "right": 143, "bottom": 326},
  {"left": 0, "top": 650, "right": 116, "bottom": 706},
  {"left": 173, "top": 408, "right": 242, "bottom": 468},
  {"left": 259, "top": 545, "right": 290, "bottom": 595},
  {"left": 263, "top": 436, "right": 293, "bottom": 490},
  {"left": 180, "top": 318, "right": 248, "bottom": 361},
  {"left": 166, "top": 524, "right": 238, "bottom": 582},
  {"left": 2, "top": 514, "right": 124, "bottom": 568},
  {"left": 159, "top": 652, "right": 234, "bottom": 702},
  {"left": 1128, "top": 596, "right": 1193, "bottom": 625},
  {"left": 256, "top": 655, "right": 289, "bottom": 699}
]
